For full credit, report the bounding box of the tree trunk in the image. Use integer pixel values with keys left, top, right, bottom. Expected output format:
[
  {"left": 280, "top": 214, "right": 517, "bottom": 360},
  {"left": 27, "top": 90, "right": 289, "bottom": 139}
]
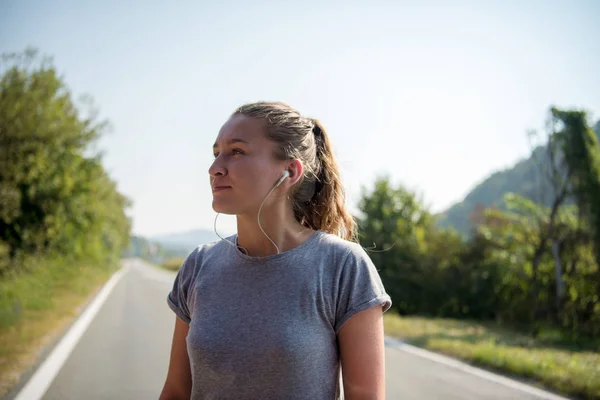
[
  {"left": 551, "top": 239, "right": 564, "bottom": 318},
  {"left": 529, "top": 241, "right": 546, "bottom": 337}
]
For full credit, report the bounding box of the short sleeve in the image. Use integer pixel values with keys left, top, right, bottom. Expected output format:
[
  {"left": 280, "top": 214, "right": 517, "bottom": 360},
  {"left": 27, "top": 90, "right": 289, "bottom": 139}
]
[
  {"left": 334, "top": 245, "right": 392, "bottom": 333},
  {"left": 166, "top": 249, "right": 198, "bottom": 324}
]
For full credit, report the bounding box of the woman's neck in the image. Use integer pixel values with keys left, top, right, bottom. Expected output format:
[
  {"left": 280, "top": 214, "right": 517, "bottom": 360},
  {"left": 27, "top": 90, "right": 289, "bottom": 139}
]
[{"left": 235, "top": 212, "right": 314, "bottom": 257}]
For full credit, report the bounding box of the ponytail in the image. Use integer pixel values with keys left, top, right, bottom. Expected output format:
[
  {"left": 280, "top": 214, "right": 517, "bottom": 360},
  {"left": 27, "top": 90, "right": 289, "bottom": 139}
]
[{"left": 293, "top": 119, "right": 357, "bottom": 242}]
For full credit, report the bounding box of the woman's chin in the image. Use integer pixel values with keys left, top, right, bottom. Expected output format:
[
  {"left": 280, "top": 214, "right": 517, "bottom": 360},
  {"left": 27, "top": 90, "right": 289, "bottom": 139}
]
[{"left": 211, "top": 200, "right": 237, "bottom": 215}]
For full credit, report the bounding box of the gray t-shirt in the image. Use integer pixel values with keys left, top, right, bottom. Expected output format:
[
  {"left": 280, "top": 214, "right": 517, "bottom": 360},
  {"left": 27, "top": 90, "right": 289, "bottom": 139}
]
[{"left": 167, "top": 230, "right": 392, "bottom": 400}]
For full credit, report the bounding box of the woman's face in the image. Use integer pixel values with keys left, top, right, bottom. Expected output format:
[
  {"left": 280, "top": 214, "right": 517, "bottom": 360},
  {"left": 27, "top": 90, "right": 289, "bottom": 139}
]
[{"left": 209, "top": 114, "right": 287, "bottom": 215}]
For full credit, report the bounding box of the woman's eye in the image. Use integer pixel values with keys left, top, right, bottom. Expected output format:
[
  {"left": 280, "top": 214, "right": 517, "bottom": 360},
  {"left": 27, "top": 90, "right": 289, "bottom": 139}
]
[{"left": 213, "top": 149, "right": 243, "bottom": 158}]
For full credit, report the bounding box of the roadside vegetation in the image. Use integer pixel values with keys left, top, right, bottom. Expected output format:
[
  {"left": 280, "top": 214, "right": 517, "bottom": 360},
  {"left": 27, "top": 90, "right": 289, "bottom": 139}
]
[
  {"left": 0, "top": 49, "right": 131, "bottom": 396},
  {"left": 384, "top": 314, "right": 599, "bottom": 399},
  {"left": 360, "top": 109, "right": 600, "bottom": 399}
]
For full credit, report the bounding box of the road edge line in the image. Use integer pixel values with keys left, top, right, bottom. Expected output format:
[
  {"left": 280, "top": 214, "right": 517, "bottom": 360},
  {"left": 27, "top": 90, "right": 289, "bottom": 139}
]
[
  {"left": 14, "top": 266, "right": 129, "bottom": 400},
  {"left": 385, "top": 336, "right": 571, "bottom": 400}
]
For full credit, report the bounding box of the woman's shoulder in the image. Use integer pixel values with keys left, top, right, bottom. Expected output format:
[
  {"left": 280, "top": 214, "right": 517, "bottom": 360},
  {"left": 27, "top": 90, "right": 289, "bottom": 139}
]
[
  {"left": 314, "top": 231, "right": 372, "bottom": 264},
  {"left": 177, "top": 236, "right": 233, "bottom": 274}
]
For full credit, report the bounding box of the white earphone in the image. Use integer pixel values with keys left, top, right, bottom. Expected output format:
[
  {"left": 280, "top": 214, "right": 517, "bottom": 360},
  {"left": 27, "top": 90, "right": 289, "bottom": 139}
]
[{"left": 274, "top": 170, "right": 290, "bottom": 188}]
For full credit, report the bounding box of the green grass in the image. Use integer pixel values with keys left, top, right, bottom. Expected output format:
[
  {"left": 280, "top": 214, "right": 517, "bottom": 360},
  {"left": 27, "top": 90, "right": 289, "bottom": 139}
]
[
  {"left": 384, "top": 314, "right": 600, "bottom": 400},
  {"left": 0, "top": 255, "right": 118, "bottom": 397}
]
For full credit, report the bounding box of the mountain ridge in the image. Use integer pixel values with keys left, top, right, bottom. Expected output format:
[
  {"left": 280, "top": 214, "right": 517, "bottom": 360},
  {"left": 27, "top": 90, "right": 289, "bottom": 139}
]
[{"left": 436, "top": 120, "right": 600, "bottom": 234}]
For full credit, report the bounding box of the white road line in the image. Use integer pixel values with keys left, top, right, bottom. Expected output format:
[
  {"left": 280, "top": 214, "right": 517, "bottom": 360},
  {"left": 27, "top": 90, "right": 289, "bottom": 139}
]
[
  {"left": 14, "top": 266, "right": 129, "bottom": 400},
  {"left": 384, "top": 336, "right": 571, "bottom": 400}
]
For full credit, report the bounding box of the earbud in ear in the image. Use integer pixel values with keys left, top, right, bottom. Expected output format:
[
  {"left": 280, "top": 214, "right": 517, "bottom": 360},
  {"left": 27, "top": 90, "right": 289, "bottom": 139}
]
[{"left": 274, "top": 170, "right": 290, "bottom": 188}]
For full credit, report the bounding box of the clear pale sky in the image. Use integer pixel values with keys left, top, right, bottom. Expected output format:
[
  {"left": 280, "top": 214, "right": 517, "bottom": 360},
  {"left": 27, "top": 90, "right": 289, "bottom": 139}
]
[{"left": 2, "top": 0, "right": 599, "bottom": 237}]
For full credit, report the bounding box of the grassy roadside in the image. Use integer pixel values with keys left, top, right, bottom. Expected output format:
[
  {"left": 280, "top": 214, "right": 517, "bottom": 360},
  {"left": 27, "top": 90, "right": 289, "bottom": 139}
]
[
  {"left": 0, "top": 256, "right": 118, "bottom": 397},
  {"left": 384, "top": 313, "right": 600, "bottom": 400}
]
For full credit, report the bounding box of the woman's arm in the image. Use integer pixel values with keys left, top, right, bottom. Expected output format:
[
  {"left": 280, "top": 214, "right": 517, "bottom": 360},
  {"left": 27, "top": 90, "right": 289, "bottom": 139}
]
[
  {"left": 159, "top": 317, "right": 192, "bottom": 400},
  {"left": 338, "top": 305, "right": 386, "bottom": 400}
]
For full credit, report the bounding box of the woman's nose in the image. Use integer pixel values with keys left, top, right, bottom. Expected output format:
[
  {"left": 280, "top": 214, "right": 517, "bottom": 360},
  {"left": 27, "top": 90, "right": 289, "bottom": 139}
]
[{"left": 208, "top": 157, "right": 227, "bottom": 178}]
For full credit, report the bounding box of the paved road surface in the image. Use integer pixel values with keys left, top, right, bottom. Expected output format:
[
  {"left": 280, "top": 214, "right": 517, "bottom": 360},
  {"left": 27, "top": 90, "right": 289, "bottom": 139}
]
[{"left": 14, "top": 259, "right": 569, "bottom": 399}]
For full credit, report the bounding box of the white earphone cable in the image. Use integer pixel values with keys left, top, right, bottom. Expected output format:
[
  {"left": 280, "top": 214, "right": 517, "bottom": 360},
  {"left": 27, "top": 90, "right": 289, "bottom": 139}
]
[
  {"left": 212, "top": 173, "right": 285, "bottom": 256},
  {"left": 257, "top": 183, "right": 281, "bottom": 254},
  {"left": 213, "top": 212, "right": 248, "bottom": 254}
]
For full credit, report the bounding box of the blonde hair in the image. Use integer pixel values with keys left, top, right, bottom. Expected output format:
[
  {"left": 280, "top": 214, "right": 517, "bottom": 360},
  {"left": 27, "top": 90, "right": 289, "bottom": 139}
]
[{"left": 233, "top": 101, "right": 357, "bottom": 242}]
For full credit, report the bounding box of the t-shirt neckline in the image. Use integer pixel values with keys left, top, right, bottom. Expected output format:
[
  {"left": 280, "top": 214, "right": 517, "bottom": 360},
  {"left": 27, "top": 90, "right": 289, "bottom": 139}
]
[{"left": 228, "top": 230, "right": 324, "bottom": 264}]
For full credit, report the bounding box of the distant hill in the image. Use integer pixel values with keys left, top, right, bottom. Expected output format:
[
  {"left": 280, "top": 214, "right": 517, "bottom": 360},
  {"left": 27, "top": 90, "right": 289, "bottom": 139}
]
[
  {"left": 437, "top": 120, "right": 600, "bottom": 235},
  {"left": 124, "top": 228, "right": 230, "bottom": 263}
]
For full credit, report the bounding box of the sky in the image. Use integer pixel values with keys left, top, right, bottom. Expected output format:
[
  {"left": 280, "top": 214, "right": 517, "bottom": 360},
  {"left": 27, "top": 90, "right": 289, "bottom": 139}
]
[{"left": 2, "top": 0, "right": 599, "bottom": 237}]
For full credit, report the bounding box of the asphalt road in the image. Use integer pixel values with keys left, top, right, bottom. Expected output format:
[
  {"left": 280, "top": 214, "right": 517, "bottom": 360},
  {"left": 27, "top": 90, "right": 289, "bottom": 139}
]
[{"left": 14, "top": 259, "right": 569, "bottom": 399}]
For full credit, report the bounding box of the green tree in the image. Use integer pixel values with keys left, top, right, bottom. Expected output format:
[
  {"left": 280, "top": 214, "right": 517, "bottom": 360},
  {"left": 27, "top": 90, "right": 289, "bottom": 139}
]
[
  {"left": 357, "top": 176, "right": 502, "bottom": 319},
  {"left": 478, "top": 193, "right": 599, "bottom": 337},
  {"left": 553, "top": 108, "right": 600, "bottom": 267},
  {"left": 0, "top": 48, "right": 131, "bottom": 272},
  {"left": 478, "top": 194, "right": 556, "bottom": 327},
  {"left": 551, "top": 107, "right": 600, "bottom": 337},
  {"left": 356, "top": 176, "right": 432, "bottom": 314}
]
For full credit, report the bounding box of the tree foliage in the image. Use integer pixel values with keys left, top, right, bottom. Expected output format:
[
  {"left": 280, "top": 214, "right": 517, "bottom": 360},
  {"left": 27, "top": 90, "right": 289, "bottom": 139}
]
[
  {"left": 0, "top": 48, "right": 131, "bottom": 274},
  {"left": 357, "top": 176, "right": 502, "bottom": 319},
  {"left": 358, "top": 107, "right": 600, "bottom": 338},
  {"left": 553, "top": 107, "right": 600, "bottom": 268}
]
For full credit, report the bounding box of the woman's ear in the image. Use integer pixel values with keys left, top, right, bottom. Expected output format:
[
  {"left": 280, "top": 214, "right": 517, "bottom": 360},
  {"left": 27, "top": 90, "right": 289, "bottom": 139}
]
[{"left": 287, "top": 159, "right": 304, "bottom": 185}]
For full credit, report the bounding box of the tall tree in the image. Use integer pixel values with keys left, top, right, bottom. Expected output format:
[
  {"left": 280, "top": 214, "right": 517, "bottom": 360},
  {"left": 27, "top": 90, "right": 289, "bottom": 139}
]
[
  {"left": 356, "top": 176, "right": 432, "bottom": 313},
  {"left": 553, "top": 107, "right": 600, "bottom": 268},
  {"left": 525, "top": 111, "right": 575, "bottom": 321}
]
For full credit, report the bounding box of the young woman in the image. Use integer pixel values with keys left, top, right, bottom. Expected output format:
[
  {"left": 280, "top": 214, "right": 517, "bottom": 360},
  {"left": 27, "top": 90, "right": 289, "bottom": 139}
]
[{"left": 160, "top": 101, "right": 391, "bottom": 400}]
